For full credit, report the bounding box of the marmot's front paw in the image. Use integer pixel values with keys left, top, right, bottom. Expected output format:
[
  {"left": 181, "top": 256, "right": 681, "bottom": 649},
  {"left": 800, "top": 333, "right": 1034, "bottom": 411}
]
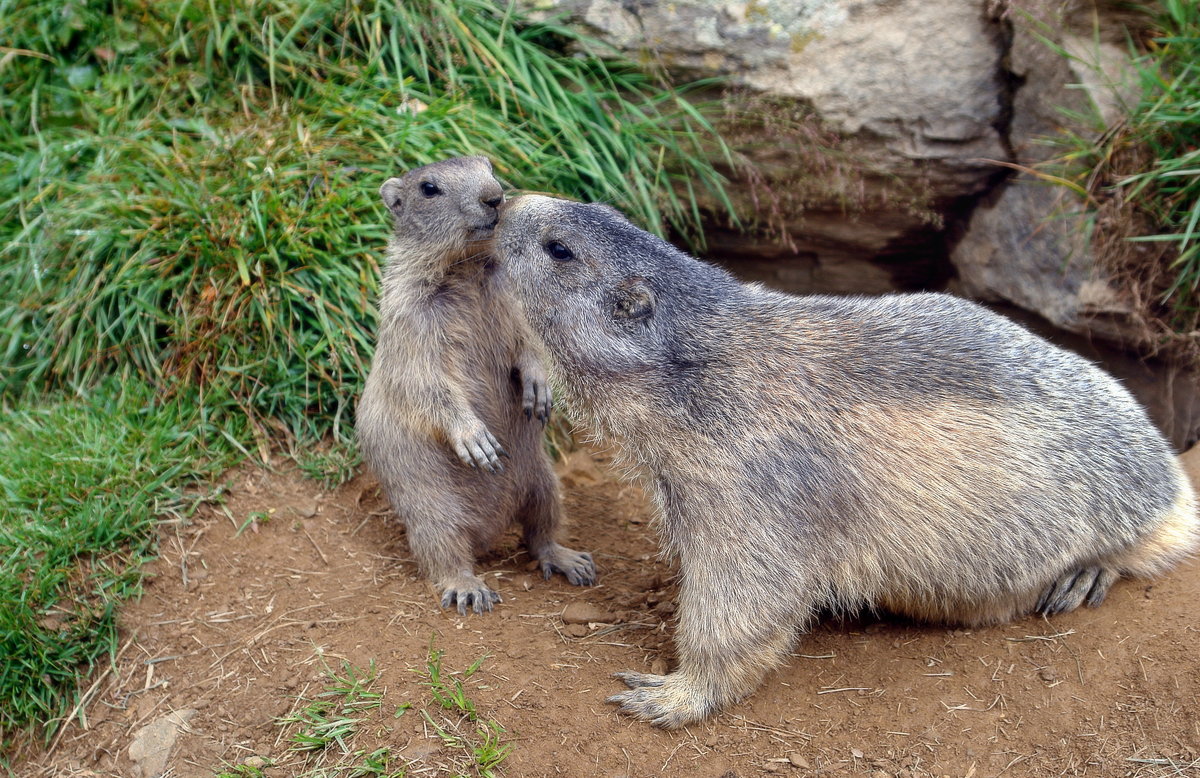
[
  {"left": 449, "top": 422, "right": 507, "bottom": 472},
  {"left": 521, "top": 373, "right": 552, "bottom": 425},
  {"left": 608, "top": 671, "right": 712, "bottom": 729},
  {"left": 439, "top": 577, "right": 502, "bottom": 616}
]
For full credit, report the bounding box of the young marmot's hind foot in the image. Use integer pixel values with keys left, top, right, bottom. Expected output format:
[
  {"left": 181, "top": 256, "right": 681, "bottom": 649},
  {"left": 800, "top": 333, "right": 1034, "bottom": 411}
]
[
  {"left": 439, "top": 575, "right": 502, "bottom": 616},
  {"left": 537, "top": 544, "right": 597, "bottom": 586},
  {"left": 1035, "top": 565, "right": 1119, "bottom": 616}
]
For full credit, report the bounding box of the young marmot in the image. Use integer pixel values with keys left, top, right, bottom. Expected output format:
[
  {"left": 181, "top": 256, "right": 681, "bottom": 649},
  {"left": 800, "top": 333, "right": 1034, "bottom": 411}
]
[
  {"left": 356, "top": 160, "right": 596, "bottom": 615},
  {"left": 492, "top": 194, "right": 1199, "bottom": 727}
]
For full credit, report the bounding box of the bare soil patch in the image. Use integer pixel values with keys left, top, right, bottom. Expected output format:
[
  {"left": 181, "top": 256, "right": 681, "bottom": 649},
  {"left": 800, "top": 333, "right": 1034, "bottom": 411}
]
[{"left": 21, "top": 446, "right": 1200, "bottom": 777}]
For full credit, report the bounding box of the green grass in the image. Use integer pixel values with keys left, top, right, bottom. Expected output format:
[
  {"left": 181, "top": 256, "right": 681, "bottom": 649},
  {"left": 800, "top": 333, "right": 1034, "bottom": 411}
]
[
  {"left": 1117, "top": 1, "right": 1200, "bottom": 308},
  {"left": 0, "top": 0, "right": 737, "bottom": 749},
  {"left": 0, "top": 0, "right": 736, "bottom": 445},
  {"left": 0, "top": 380, "right": 236, "bottom": 745},
  {"left": 283, "top": 661, "right": 383, "bottom": 754},
  {"left": 216, "top": 649, "right": 509, "bottom": 777},
  {"left": 1042, "top": 0, "right": 1200, "bottom": 341}
]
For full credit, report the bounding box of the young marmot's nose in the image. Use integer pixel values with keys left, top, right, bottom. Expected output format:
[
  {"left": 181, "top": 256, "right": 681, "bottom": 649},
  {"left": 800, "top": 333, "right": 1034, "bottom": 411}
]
[{"left": 482, "top": 195, "right": 503, "bottom": 209}]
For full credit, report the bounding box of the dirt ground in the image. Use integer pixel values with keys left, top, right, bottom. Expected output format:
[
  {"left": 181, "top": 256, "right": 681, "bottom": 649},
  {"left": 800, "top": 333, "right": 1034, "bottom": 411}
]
[{"left": 20, "top": 444, "right": 1200, "bottom": 778}]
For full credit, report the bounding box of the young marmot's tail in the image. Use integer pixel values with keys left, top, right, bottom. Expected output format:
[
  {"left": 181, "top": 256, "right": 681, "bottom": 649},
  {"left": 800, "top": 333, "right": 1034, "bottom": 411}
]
[{"left": 1115, "top": 459, "right": 1200, "bottom": 578}]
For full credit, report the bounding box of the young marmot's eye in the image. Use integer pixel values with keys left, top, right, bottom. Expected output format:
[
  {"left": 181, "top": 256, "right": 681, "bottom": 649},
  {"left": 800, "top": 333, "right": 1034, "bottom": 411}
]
[
  {"left": 420, "top": 181, "right": 441, "bottom": 198},
  {"left": 545, "top": 241, "right": 574, "bottom": 262}
]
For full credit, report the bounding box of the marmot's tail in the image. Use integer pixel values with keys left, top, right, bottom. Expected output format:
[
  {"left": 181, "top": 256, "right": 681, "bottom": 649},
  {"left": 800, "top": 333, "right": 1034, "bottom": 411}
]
[{"left": 1115, "top": 459, "right": 1200, "bottom": 578}]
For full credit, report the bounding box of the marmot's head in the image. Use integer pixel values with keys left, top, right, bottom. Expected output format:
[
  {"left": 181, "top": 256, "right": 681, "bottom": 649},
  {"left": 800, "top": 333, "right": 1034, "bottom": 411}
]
[
  {"left": 494, "top": 195, "right": 733, "bottom": 376},
  {"left": 380, "top": 156, "right": 504, "bottom": 257}
]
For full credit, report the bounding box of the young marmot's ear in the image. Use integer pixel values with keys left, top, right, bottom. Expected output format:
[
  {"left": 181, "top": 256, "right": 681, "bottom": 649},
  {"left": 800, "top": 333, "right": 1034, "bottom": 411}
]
[
  {"left": 380, "top": 178, "right": 404, "bottom": 217},
  {"left": 613, "top": 279, "right": 654, "bottom": 322}
]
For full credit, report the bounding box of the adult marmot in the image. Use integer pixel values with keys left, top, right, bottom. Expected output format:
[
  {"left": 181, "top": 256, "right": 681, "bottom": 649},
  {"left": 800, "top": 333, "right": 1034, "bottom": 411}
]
[
  {"left": 356, "top": 160, "right": 596, "bottom": 615},
  {"left": 492, "top": 194, "right": 1198, "bottom": 726}
]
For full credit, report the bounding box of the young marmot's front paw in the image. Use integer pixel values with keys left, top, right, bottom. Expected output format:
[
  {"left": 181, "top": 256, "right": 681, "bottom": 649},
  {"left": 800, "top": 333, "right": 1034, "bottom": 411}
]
[
  {"left": 608, "top": 671, "right": 714, "bottom": 729},
  {"left": 448, "top": 421, "right": 507, "bottom": 472},
  {"left": 439, "top": 576, "right": 502, "bottom": 616}
]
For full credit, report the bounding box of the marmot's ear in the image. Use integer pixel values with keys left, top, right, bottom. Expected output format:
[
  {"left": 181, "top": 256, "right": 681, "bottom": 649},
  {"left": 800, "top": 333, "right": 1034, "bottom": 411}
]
[
  {"left": 380, "top": 178, "right": 404, "bottom": 217},
  {"left": 613, "top": 278, "right": 654, "bottom": 322}
]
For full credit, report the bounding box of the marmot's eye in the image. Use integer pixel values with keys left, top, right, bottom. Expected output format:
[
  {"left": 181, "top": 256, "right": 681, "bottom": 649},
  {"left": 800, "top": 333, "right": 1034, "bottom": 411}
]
[
  {"left": 545, "top": 241, "right": 574, "bottom": 262},
  {"left": 420, "top": 181, "right": 441, "bottom": 198}
]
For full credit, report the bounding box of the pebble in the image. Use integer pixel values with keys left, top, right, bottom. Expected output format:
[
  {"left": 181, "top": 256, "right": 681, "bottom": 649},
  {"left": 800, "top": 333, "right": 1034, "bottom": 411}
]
[
  {"left": 127, "top": 709, "right": 197, "bottom": 778},
  {"left": 564, "top": 624, "right": 589, "bottom": 638},
  {"left": 650, "top": 658, "right": 668, "bottom": 676},
  {"left": 561, "top": 602, "right": 615, "bottom": 624},
  {"left": 788, "top": 753, "right": 810, "bottom": 768}
]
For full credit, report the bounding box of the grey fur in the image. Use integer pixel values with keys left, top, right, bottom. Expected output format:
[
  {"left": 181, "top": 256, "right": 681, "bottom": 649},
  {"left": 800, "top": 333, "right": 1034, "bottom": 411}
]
[
  {"left": 493, "top": 194, "right": 1200, "bottom": 726},
  {"left": 356, "top": 161, "right": 596, "bottom": 616}
]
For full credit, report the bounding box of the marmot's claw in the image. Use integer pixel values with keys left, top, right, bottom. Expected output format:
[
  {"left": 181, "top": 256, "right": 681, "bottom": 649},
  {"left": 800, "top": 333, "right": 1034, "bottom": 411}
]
[{"left": 613, "top": 671, "right": 666, "bottom": 689}]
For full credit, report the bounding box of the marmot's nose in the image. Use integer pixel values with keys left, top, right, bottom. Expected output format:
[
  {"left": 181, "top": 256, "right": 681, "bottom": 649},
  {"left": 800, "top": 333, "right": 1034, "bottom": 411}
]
[{"left": 482, "top": 195, "right": 503, "bottom": 209}]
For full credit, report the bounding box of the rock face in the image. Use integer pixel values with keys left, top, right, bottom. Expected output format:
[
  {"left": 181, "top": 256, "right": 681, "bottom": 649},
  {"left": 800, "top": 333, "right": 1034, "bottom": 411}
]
[
  {"left": 529, "top": 0, "right": 1009, "bottom": 266},
  {"left": 950, "top": 2, "right": 1144, "bottom": 345}
]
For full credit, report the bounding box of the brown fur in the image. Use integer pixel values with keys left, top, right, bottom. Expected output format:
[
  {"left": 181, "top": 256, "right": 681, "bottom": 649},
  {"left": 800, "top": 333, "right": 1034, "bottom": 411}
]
[{"left": 355, "top": 160, "right": 595, "bottom": 615}]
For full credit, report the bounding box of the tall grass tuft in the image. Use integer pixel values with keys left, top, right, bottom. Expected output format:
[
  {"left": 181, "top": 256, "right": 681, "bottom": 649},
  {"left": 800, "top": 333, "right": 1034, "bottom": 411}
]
[
  {"left": 0, "top": 0, "right": 735, "bottom": 441},
  {"left": 1117, "top": 0, "right": 1200, "bottom": 309},
  {"left": 1044, "top": 0, "right": 1200, "bottom": 348}
]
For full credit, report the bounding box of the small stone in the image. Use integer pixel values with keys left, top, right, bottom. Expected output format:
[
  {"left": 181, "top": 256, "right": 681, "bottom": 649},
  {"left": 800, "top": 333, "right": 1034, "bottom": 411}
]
[
  {"left": 294, "top": 499, "right": 318, "bottom": 518},
  {"left": 244, "top": 756, "right": 268, "bottom": 769},
  {"left": 787, "top": 753, "right": 810, "bottom": 768},
  {"left": 852, "top": 748, "right": 864, "bottom": 758},
  {"left": 650, "top": 658, "right": 668, "bottom": 676},
  {"left": 561, "top": 602, "right": 615, "bottom": 624},
  {"left": 654, "top": 600, "right": 676, "bottom": 616},
  {"left": 127, "top": 709, "right": 197, "bottom": 778},
  {"left": 1038, "top": 667, "right": 1057, "bottom": 683},
  {"left": 564, "top": 624, "right": 589, "bottom": 638},
  {"left": 764, "top": 763, "right": 782, "bottom": 773}
]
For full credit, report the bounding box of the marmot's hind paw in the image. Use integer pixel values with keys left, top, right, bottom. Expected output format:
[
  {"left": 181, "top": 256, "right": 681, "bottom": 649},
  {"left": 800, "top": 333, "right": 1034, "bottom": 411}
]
[
  {"left": 439, "top": 580, "right": 502, "bottom": 616},
  {"left": 1035, "top": 565, "right": 1119, "bottom": 616},
  {"left": 538, "top": 546, "right": 597, "bottom": 586}
]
